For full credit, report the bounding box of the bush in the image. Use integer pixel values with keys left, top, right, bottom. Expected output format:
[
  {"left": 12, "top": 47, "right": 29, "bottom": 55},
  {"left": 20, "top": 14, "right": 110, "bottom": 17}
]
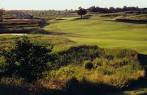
[
  {"left": 84, "top": 60, "right": 94, "bottom": 70},
  {"left": 77, "top": 7, "right": 87, "bottom": 19},
  {"left": 2, "top": 36, "right": 54, "bottom": 82},
  {"left": 57, "top": 45, "right": 101, "bottom": 67}
]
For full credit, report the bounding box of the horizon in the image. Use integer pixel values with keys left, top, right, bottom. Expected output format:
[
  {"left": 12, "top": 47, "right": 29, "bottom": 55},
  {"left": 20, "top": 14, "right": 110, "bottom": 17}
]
[{"left": 0, "top": 0, "right": 147, "bottom": 10}]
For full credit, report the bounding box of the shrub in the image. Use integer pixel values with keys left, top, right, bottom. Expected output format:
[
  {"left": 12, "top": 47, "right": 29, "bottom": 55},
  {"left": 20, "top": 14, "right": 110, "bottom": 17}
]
[
  {"left": 84, "top": 60, "right": 94, "bottom": 70},
  {"left": 0, "top": 56, "right": 5, "bottom": 74},
  {"left": 93, "top": 58, "right": 108, "bottom": 67},
  {"left": 57, "top": 45, "right": 101, "bottom": 67},
  {"left": 0, "top": 77, "right": 23, "bottom": 86},
  {"left": 96, "top": 66, "right": 115, "bottom": 75},
  {"left": 2, "top": 36, "right": 54, "bottom": 82}
]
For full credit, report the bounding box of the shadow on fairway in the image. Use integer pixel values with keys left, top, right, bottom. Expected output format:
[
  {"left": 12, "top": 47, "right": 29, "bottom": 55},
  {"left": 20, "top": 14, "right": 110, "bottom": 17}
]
[{"left": 115, "top": 19, "right": 147, "bottom": 24}]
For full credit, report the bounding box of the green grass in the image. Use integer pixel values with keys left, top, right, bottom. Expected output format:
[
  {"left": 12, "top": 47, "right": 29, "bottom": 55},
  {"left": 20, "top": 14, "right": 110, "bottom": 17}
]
[
  {"left": 45, "top": 15, "right": 147, "bottom": 54},
  {"left": 0, "top": 14, "right": 147, "bottom": 95},
  {"left": 0, "top": 35, "right": 147, "bottom": 95},
  {"left": 1, "top": 15, "right": 147, "bottom": 54}
]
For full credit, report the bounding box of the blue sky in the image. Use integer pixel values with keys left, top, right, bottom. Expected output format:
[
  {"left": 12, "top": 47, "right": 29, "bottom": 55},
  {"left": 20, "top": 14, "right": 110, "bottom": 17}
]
[{"left": 0, "top": 0, "right": 147, "bottom": 10}]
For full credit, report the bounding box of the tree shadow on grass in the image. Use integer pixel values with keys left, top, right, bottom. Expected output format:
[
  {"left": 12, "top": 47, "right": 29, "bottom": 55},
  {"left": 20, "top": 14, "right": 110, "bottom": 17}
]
[
  {"left": 38, "top": 78, "right": 128, "bottom": 95},
  {"left": 138, "top": 54, "right": 147, "bottom": 66},
  {"left": 126, "top": 78, "right": 147, "bottom": 91},
  {"left": 0, "top": 83, "right": 56, "bottom": 95},
  {"left": 123, "top": 53, "right": 147, "bottom": 92},
  {"left": 138, "top": 54, "right": 147, "bottom": 76},
  {"left": 115, "top": 19, "right": 147, "bottom": 24},
  {"left": 62, "top": 78, "right": 123, "bottom": 95},
  {"left": 0, "top": 78, "right": 127, "bottom": 95},
  {"left": 0, "top": 84, "right": 29, "bottom": 95}
]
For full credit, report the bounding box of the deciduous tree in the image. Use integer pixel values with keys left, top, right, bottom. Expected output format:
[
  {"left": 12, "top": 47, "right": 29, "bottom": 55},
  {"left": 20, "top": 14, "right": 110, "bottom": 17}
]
[
  {"left": 77, "top": 7, "right": 87, "bottom": 19},
  {"left": 3, "top": 37, "right": 54, "bottom": 82}
]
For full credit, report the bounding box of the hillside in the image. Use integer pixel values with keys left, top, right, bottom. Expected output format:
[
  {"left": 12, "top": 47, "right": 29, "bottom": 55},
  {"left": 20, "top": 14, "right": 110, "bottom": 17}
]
[
  {"left": 0, "top": 13, "right": 147, "bottom": 95},
  {"left": 44, "top": 14, "right": 147, "bottom": 54}
]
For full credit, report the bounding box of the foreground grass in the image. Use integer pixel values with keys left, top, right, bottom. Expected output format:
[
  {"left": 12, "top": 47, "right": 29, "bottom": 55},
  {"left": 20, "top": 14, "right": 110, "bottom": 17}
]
[{"left": 0, "top": 36, "right": 147, "bottom": 95}]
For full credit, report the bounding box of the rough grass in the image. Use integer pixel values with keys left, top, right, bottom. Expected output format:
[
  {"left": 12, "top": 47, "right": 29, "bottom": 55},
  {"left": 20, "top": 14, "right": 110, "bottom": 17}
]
[
  {"left": 44, "top": 45, "right": 145, "bottom": 89},
  {"left": 0, "top": 39, "right": 146, "bottom": 95},
  {"left": 0, "top": 35, "right": 75, "bottom": 52}
]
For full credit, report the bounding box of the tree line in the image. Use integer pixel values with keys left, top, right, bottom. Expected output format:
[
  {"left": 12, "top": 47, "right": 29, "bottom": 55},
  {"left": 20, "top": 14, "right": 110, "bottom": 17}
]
[
  {"left": 87, "top": 6, "right": 147, "bottom": 13},
  {"left": 0, "top": 6, "right": 146, "bottom": 22}
]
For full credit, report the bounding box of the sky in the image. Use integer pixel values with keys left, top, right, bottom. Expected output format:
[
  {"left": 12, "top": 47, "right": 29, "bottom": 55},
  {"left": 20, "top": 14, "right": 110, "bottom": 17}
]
[{"left": 0, "top": 0, "right": 147, "bottom": 10}]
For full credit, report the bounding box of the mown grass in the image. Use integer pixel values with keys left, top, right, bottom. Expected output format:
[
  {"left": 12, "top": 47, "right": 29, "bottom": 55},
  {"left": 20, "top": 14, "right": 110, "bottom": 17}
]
[
  {"left": 1, "top": 14, "right": 147, "bottom": 54},
  {"left": 45, "top": 15, "right": 147, "bottom": 54}
]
